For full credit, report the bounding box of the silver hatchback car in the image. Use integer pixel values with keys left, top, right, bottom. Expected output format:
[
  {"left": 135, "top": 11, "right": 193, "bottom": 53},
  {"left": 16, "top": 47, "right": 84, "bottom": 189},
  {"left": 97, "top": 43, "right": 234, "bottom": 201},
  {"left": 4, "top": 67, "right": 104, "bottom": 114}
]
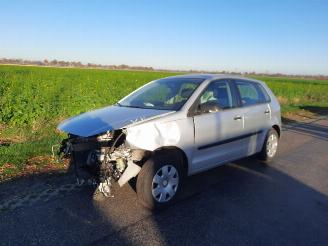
[{"left": 57, "top": 74, "right": 281, "bottom": 209}]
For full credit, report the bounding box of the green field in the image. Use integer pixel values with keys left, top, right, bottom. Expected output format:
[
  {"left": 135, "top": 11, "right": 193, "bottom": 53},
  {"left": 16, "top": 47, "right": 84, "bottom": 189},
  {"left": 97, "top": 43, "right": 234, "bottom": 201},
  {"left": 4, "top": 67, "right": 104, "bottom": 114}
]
[{"left": 0, "top": 65, "right": 327, "bottom": 180}]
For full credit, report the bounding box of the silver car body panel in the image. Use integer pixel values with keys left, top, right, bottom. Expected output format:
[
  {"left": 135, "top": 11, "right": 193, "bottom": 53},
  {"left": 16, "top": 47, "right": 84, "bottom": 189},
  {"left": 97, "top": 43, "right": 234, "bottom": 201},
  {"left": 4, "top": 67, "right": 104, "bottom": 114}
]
[
  {"left": 58, "top": 74, "right": 281, "bottom": 176},
  {"left": 125, "top": 111, "right": 195, "bottom": 164}
]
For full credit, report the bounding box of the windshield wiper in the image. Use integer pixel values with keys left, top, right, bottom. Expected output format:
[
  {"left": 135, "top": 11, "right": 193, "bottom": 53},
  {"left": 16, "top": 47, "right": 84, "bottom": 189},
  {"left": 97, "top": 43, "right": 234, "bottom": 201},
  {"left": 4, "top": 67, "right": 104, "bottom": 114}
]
[
  {"left": 115, "top": 103, "right": 146, "bottom": 109},
  {"left": 124, "top": 105, "right": 146, "bottom": 109}
]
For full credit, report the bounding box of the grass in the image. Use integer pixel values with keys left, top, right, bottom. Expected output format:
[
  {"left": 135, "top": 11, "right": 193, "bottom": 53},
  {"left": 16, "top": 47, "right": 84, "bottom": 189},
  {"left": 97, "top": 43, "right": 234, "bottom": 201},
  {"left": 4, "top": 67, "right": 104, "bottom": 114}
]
[
  {"left": 256, "top": 76, "right": 328, "bottom": 111},
  {"left": 0, "top": 65, "right": 327, "bottom": 180}
]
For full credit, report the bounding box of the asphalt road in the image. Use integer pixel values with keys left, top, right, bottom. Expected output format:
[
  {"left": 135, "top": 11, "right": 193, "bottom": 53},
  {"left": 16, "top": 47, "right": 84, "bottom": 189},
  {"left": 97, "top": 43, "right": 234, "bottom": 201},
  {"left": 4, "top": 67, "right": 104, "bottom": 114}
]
[{"left": 0, "top": 117, "right": 328, "bottom": 246}]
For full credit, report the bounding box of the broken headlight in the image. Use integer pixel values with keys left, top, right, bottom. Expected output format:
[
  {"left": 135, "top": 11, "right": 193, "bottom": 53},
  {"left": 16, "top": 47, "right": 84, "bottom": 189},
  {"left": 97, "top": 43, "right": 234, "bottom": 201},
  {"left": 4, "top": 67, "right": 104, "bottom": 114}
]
[{"left": 97, "top": 131, "right": 114, "bottom": 142}]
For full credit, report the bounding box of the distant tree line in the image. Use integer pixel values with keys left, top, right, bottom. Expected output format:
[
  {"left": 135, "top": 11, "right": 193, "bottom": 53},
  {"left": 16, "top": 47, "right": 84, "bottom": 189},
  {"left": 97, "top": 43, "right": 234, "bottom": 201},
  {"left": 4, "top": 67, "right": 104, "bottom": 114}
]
[
  {"left": 0, "top": 57, "right": 327, "bottom": 79},
  {"left": 0, "top": 58, "right": 154, "bottom": 71}
]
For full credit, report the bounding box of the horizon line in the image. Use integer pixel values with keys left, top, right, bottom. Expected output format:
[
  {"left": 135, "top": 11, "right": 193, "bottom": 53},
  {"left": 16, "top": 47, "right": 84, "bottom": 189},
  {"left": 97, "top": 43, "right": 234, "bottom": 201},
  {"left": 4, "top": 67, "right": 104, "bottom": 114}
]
[{"left": 1, "top": 57, "right": 328, "bottom": 78}]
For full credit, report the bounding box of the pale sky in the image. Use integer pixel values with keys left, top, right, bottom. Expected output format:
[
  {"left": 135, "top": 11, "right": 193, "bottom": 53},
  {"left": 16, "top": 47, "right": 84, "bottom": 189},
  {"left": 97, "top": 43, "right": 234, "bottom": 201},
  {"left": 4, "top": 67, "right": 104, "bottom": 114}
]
[{"left": 1, "top": 0, "right": 328, "bottom": 75}]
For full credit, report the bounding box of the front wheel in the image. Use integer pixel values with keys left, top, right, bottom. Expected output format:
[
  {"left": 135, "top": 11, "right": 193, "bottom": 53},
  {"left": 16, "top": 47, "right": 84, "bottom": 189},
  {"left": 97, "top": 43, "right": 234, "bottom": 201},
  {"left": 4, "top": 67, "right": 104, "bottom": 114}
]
[
  {"left": 259, "top": 128, "right": 279, "bottom": 163},
  {"left": 136, "top": 151, "right": 183, "bottom": 210}
]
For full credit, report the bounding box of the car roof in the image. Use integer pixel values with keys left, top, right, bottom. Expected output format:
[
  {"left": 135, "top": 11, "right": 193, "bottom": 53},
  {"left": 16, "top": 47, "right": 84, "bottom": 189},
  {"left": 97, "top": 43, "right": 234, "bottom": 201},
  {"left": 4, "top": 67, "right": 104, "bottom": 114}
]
[{"left": 165, "top": 73, "right": 265, "bottom": 84}]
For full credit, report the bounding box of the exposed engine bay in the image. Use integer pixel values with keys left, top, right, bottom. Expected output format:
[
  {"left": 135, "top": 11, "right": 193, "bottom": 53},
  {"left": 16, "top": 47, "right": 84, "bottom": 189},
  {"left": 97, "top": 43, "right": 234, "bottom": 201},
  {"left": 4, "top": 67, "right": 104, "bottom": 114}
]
[{"left": 55, "top": 130, "right": 149, "bottom": 197}]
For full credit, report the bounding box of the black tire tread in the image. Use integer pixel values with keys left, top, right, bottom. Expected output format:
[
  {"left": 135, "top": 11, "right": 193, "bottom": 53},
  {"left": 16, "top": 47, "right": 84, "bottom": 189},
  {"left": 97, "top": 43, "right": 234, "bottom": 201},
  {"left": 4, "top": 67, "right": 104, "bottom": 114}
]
[
  {"left": 259, "top": 128, "right": 279, "bottom": 163},
  {"left": 136, "top": 150, "right": 183, "bottom": 210}
]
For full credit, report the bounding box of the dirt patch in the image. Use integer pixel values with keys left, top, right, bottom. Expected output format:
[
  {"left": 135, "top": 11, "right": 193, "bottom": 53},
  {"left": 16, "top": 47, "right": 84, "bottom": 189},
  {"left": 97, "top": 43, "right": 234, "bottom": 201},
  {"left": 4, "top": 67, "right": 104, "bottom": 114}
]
[
  {"left": 0, "top": 139, "right": 13, "bottom": 147},
  {"left": 0, "top": 155, "right": 69, "bottom": 183},
  {"left": 283, "top": 111, "right": 316, "bottom": 123},
  {"left": 277, "top": 96, "right": 289, "bottom": 105},
  {"left": 0, "top": 136, "right": 27, "bottom": 145},
  {"left": 282, "top": 107, "right": 327, "bottom": 123}
]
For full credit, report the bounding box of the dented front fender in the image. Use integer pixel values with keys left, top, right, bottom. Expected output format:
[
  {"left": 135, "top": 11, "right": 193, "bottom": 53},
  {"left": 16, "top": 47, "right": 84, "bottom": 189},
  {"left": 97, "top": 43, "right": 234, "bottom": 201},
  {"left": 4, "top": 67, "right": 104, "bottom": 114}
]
[{"left": 125, "top": 118, "right": 195, "bottom": 164}]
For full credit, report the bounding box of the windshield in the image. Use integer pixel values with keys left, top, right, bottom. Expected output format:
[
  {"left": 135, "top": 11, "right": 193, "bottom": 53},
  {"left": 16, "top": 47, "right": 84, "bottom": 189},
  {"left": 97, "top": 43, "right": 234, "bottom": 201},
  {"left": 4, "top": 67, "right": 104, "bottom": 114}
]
[{"left": 118, "top": 78, "right": 204, "bottom": 110}]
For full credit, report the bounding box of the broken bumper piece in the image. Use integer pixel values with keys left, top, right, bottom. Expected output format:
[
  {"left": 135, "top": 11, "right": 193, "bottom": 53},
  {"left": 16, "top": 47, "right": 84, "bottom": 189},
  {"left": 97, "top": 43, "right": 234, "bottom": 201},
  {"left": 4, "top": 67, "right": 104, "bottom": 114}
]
[{"left": 55, "top": 131, "right": 147, "bottom": 198}]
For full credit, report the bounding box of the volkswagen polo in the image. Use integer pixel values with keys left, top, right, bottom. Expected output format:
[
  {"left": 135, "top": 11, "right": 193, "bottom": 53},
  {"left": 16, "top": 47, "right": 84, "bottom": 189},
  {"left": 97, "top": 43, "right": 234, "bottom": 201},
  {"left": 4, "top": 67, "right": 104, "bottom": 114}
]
[{"left": 57, "top": 74, "right": 281, "bottom": 209}]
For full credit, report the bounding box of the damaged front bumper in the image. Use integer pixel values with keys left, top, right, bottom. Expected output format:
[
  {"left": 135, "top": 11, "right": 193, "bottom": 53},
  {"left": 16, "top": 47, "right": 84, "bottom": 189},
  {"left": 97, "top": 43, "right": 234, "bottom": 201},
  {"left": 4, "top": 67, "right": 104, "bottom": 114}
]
[{"left": 54, "top": 130, "right": 148, "bottom": 197}]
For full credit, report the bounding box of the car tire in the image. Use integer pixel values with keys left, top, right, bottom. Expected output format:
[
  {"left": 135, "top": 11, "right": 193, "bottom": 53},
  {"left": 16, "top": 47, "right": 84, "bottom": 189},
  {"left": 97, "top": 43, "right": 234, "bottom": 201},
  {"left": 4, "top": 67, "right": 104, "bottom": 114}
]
[
  {"left": 136, "top": 151, "right": 183, "bottom": 210},
  {"left": 259, "top": 128, "right": 279, "bottom": 163}
]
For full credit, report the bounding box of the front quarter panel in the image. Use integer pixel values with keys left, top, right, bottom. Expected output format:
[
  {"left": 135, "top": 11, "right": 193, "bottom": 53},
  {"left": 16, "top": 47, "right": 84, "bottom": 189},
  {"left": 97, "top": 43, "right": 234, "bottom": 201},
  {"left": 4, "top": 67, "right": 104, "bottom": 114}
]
[{"left": 125, "top": 117, "right": 195, "bottom": 165}]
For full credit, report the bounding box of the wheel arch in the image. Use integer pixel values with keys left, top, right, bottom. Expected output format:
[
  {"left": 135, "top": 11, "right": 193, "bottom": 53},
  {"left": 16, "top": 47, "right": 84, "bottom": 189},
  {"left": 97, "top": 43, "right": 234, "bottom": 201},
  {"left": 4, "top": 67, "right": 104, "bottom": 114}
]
[
  {"left": 153, "top": 146, "right": 189, "bottom": 176},
  {"left": 272, "top": 124, "right": 281, "bottom": 138}
]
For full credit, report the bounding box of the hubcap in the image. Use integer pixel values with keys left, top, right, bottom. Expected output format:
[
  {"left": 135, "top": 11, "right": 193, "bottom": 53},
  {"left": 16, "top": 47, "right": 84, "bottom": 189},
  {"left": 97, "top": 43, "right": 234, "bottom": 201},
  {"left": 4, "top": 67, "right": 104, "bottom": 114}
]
[
  {"left": 152, "top": 165, "right": 179, "bottom": 203},
  {"left": 266, "top": 133, "right": 278, "bottom": 158}
]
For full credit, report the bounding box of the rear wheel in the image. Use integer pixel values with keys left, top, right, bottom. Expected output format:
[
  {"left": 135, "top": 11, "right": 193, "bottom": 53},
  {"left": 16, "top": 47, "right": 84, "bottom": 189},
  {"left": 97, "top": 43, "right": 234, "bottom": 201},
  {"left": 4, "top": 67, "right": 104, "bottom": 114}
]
[
  {"left": 136, "top": 151, "right": 183, "bottom": 210},
  {"left": 259, "top": 128, "right": 279, "bottom": 163}
]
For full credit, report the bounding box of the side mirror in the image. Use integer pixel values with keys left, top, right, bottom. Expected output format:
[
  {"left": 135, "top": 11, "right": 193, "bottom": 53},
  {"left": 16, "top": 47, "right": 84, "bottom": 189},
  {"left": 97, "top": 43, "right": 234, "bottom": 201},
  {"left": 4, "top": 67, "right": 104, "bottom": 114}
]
[{"left": 197, "top": 101, "right": 220, "bottom": 114}]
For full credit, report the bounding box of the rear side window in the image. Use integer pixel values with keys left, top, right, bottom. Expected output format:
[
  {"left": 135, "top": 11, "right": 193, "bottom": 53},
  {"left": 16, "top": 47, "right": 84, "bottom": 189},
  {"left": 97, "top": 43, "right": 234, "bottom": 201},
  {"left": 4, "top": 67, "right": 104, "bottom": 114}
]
[
  {"left": 236, "top": 80, "right": 270, "bottom": 106},
  {"left": 257, "top": 84, "right": 271, "bottom": 102}
]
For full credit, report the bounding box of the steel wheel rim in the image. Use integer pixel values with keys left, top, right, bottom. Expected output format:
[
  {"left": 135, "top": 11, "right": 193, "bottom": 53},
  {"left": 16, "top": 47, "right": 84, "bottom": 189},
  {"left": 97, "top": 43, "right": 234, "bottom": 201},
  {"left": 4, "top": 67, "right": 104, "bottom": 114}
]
[
  {"left": 152, "top": 165, "right": 179, "bottom": 203},
  {"left": 266, "top": 133, "right": 278, "bottom": 158}
]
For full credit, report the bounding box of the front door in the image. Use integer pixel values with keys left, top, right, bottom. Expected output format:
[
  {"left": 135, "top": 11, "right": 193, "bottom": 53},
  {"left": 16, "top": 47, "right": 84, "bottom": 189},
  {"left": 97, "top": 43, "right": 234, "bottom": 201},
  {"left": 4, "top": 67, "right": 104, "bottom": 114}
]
[{"left": 191, "top": 80, "right": 246, "bottom": 173}]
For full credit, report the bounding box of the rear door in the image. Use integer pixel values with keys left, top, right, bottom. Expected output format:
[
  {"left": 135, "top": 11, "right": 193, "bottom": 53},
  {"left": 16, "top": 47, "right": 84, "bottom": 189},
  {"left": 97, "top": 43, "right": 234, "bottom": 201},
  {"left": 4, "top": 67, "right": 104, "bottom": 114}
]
[
  {"left": 191, "top": 79, "right": 246, "bottom": 173},
  {"left": 234, "top": 79, "right": 272, "bottom": 155}
]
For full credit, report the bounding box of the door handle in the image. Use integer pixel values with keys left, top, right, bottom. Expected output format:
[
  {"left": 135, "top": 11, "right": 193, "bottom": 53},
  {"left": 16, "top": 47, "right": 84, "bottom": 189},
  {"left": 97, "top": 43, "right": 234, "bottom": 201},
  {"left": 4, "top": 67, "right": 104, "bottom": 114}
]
[
  {"left": 264, "top": 109, "right": 270, "bottom": 114},
  {"left": 234, "top": 115, "right": 242, "bottom": 120}
]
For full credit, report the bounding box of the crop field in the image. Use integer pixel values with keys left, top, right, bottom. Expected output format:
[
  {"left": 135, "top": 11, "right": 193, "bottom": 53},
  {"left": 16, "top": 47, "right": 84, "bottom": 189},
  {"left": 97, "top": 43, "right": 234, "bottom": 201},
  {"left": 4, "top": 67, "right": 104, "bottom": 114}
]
[{"left": 0, "top": 65, "right": 327, "bottom": 180}]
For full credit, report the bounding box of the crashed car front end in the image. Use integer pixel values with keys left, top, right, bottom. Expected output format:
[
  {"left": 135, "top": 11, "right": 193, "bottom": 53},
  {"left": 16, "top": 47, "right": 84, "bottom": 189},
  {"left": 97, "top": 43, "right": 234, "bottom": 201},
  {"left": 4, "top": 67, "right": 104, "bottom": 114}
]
[
  {"left": 57, "top": 129, "right": 151, "bottom": 197},
  {"left": 54, "top": 105, "right": 173, "bottom": 197},
  {"left": 54, "top": 77, "right": 204, "bottom": 200}
]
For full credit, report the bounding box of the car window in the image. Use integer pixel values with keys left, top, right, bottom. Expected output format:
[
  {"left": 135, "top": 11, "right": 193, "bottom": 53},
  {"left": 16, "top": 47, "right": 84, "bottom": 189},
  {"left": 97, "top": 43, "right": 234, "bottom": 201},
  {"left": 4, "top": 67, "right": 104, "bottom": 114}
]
[
  {"left": 236, "top": 80, "right": 269, "bottom": 106},
  {"left": 257, "top": 84, "right": 271, "bottom": 102},
  {"left": 199, "top": 80, "right": 234, "bottom": 110}
]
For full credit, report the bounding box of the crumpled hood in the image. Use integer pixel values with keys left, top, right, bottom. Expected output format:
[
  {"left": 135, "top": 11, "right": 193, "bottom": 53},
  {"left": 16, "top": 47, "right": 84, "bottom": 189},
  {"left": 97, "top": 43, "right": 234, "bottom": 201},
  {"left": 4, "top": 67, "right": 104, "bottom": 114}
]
[{"left": 57, "top": 105, "right": 173, "bottom": 137}]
